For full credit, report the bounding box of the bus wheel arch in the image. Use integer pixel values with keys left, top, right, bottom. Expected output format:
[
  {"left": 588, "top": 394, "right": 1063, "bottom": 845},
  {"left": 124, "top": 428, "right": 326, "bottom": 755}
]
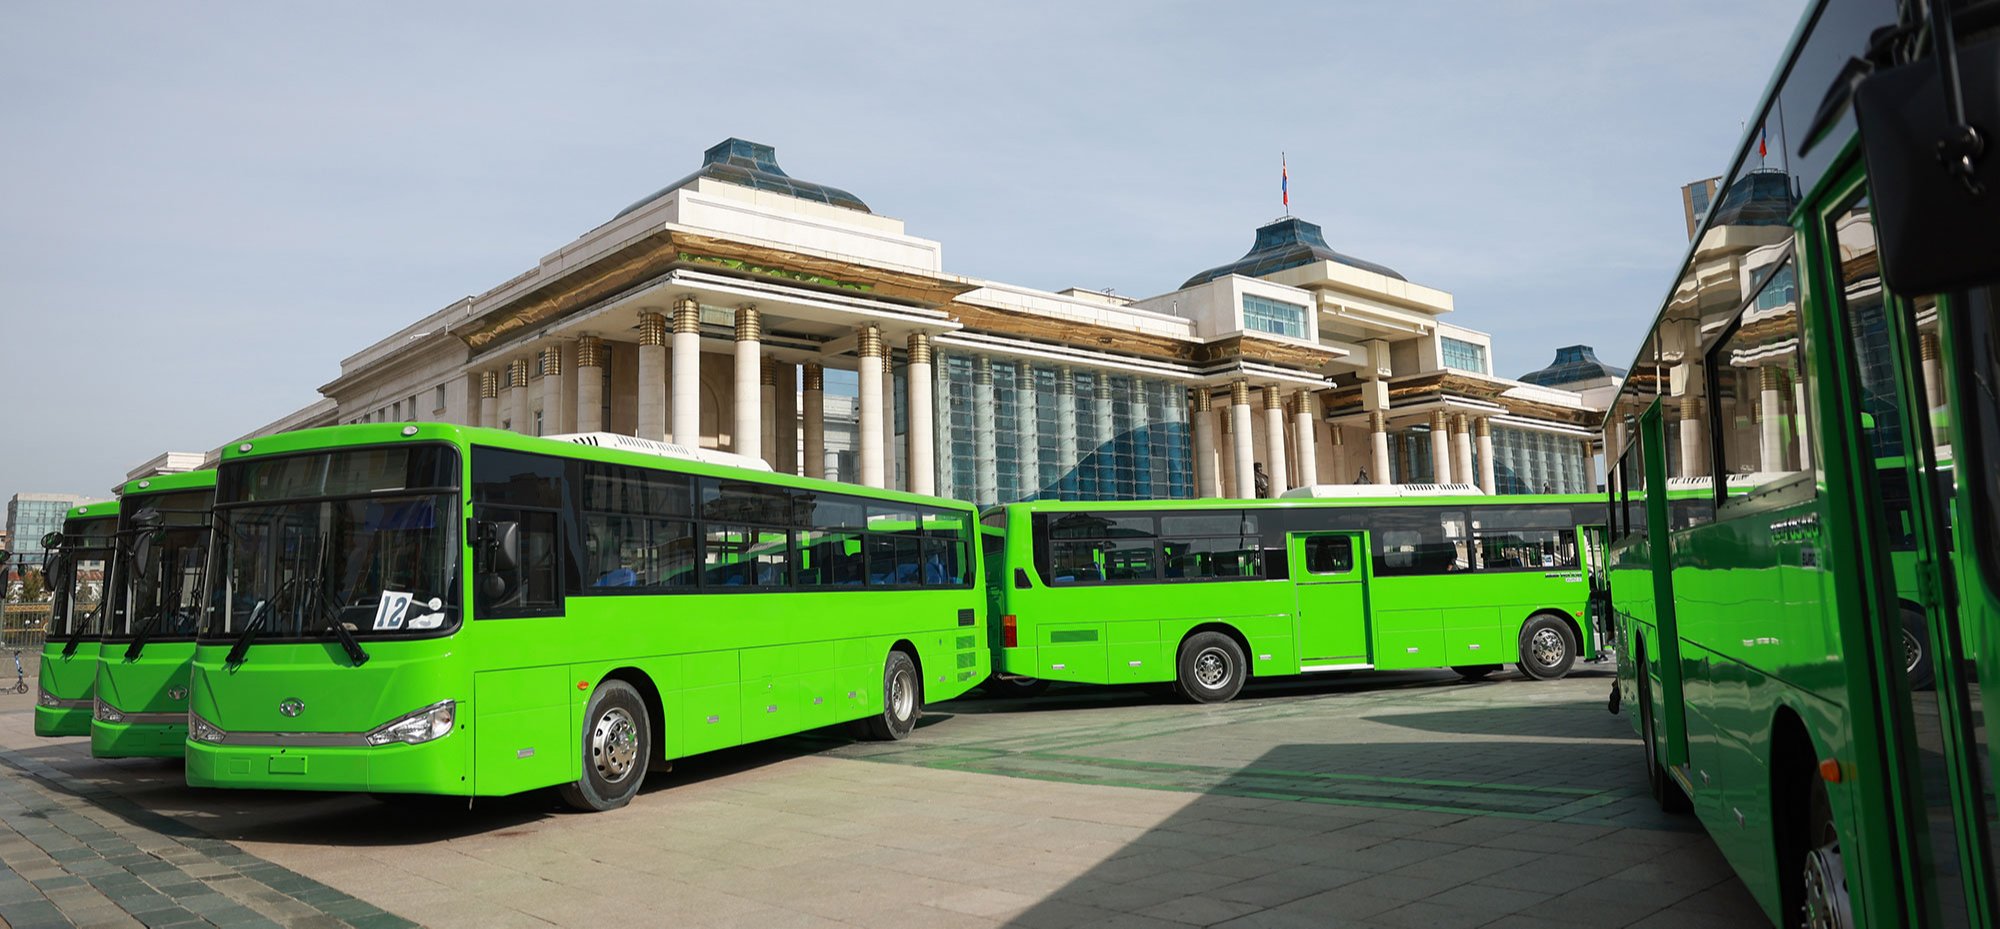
[
  {"left": 1516, "top": 611, "right": 1579, "bottom": 681},
  {"left": 859, "top": 643, "right": 923, "bottom": 742},
  {"left": 557, "top": 676, "right": 654, "bottom": 813},
  {"left": 1771, "top": 707, "right": 1849, "bottom": 928},
  {"left": 1176, "top": 624, "right": 1250, "bottom": 704},
  {"left": 601, "top": 667, "right": 666, "bottom": 767}
]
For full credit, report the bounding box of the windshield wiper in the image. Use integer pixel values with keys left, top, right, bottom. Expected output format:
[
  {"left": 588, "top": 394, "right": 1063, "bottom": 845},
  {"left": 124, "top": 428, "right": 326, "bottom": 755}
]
[
  {"left": 306, "top": 581, "right": 369, "bottom": 666},
  {"left": 124, "top": 609, "right": 163, "bottom": 661},
  {"left": 224, "top": 583, "right": 289, "bottom": 667}
]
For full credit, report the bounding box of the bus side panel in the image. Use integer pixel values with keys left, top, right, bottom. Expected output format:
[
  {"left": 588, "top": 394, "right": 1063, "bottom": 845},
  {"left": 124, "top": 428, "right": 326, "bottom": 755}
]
[
  {"left": 1372, "top": 608, "right": 1443, "bottom": 670},
  {"left": 473, "top": 665, "right": 573, "bottom": 793}
]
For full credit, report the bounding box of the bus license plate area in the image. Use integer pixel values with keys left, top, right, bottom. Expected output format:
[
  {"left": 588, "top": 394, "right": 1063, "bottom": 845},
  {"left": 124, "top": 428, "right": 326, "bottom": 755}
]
[{"left": 267, "top": 754, "right": 307, "bottom": 775}]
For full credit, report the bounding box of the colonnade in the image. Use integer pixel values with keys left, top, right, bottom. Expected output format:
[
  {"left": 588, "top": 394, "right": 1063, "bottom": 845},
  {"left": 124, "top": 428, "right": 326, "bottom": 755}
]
[{"left": 470, "top": 299, "right": 942, "bottom": 492}]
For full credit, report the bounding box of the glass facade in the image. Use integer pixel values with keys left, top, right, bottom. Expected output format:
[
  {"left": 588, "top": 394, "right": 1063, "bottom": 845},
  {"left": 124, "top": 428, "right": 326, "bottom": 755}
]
[
  {"left": 1441, "top": 337, "right": 1489, "bottom": 375},
  {"left": 5, "top": 495, "right": 84, "bottom": 571},
  {"left": 1241, "top": 295, "right": 1307, "bottom": 339},
  {"left": 1488, "top": 426, "right": 1589, "bottom": 495},
  {"left": 935, "top": 351, "right": 1191, "bottom": 507}
]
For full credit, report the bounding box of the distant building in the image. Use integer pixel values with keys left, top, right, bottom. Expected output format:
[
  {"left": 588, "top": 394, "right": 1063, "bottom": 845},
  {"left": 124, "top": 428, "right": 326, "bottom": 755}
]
[
  {"left": 1682, "top": 176, "right": 1722, "bottom": 239},
  {"left": 1520, "top": 345, "right": 1625, "bottom": 411},
  {"left": 241, "top": 137, "right": 1606, "bottom": 502},
  {"left": 123, "top": 451, "right": 208, "bottom": 489},
  {"left": 5, "top": 493, "right": 88, "bottom": 571}
]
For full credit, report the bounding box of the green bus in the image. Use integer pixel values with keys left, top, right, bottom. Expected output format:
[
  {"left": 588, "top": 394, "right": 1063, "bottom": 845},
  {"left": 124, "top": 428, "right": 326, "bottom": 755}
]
[
  {"left": 93, "top": 469, "right": 216, "bottom": 758},
  {"left": 985, "top": 493, "right": 1603, "bottom": 703},
  {"left": 35, "top": 500, "right": 118, "bottom": 737},
  {"left": 1605, "top": 0, "right": 2000, "bottom": 924},
  {"left": 185, "top": 424, "right": 986, "bottom": 810}
]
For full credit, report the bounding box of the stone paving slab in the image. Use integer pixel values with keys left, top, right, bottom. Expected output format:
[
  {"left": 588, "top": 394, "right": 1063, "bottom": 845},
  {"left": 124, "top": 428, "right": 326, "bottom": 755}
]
[{"left": 0, "top": 665, "right": 1772, "bottom": 928}]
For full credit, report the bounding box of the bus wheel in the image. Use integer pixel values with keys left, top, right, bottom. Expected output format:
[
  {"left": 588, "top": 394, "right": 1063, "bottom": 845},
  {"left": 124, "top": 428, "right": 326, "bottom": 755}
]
[
  {"left": 1517, "top": 616, "right": 1577, "bottom": 681},
  {"left": 1452, "top": 664, "right": 1503, "bottom": 681},
  {"left": 1902, "top": 610, "right": 1935, "bottom": 691},
  {"left": 1177, "top": 632, "right": 1246, "bottom": 704},
  {"left": 1638, "top": 668, "right": 1689, "bottom": 814},
  {"left": 1792, "top": 777, "right": 1852, "bottom": 929},
  {"left": 862, "top": 651, "right": 921, "bottom": 741},
  {"left": 557, "top": 680, "right": 651, "bottom": 812},
  {"left": 981, "top": 675, "right": 1051, "bottom": 699}
]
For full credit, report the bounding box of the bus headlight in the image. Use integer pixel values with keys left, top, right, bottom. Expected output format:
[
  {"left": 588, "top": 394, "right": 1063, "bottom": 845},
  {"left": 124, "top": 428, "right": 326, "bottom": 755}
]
[
  {"left": 364, "top": 701, "right": 455, "bottom": 746},
  {"left": 188, "top": 711, "right": 227, "bottom": 744},
  {"left": 36, "top": 687, "right": 58, "bottom": 707},
  {"left": 94, "top": 698, "right": 124, "bottom": 723}
]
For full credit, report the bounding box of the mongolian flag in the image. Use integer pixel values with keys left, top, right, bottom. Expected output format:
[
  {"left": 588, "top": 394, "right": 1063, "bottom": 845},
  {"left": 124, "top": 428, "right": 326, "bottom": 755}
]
[{"left": 1282, "top": 154, "right": 1289, "bottom": 209}]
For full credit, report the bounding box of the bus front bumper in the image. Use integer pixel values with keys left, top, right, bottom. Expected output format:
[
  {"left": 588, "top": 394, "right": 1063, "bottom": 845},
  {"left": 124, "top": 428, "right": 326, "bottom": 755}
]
[
  {"left": 91, "top": 715, "right": 188, "bottom": 759},
  {"left": 185, "top": 735, "right": 471, "bottom": 796},
  {"left": 34, "top": 700, "right": 91, "bottom": 737}
]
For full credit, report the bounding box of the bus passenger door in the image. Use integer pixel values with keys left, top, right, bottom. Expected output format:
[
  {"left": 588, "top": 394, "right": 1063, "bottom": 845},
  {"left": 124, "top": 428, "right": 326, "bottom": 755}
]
[
  {"left": 1579, "top": 524, "right": 1610, "bottom": 656},
  {"left": 1288, "top": 532, "right": 1370, "bottom": 665}
]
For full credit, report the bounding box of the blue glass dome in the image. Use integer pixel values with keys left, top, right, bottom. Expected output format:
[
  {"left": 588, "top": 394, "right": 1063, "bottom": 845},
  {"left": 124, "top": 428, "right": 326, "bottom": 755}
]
[
  {"left": 1519, "top": 345, "right": 1625, "bottom": 387},
  {"left": 615, "top": 138, "right": 871, "bottom": 219},
  {"left": 1182, "top": 217, "right": 1405, "bottom": 289}
]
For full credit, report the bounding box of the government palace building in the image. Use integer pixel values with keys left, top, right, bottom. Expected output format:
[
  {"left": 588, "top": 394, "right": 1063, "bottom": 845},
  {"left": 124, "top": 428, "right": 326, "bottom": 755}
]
[{"left": 243, "top": 138, "right": 1612, "bottom": 505}]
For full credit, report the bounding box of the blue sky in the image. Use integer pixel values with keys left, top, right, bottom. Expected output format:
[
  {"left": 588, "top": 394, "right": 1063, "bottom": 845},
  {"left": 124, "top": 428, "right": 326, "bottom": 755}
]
[{"left": 0, "top": 1, "right": 1802, "bottom": 498}]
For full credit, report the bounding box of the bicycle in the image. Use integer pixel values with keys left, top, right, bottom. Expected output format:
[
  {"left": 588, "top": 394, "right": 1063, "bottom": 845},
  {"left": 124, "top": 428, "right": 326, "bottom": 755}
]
[{"left": 8, "top": 650, "right": 27, "bottom": 695}]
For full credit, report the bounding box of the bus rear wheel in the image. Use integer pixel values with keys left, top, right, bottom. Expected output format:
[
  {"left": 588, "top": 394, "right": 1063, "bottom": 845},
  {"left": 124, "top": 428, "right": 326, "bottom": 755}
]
[
  {"left": 557, "top": 679, "right": 651, "bottom": 812},
  {"left": 1789, "top": 776, "right": 1852, "bottom": 929},
  {"left": 1177, "top": 632, "right": 1246, "bottom": 704},
  {"left": 861, "top": 651, "right": 921, "bottom": 741},
  {"left": 1517, "top": 615, "right": 1577, "bottom": 681},
  {"left": 1452, "top": 664, "right": 1503, "bottom": 681},
  {"left": 1902, "top": 609, "right": 1935, "bottom": 691}
]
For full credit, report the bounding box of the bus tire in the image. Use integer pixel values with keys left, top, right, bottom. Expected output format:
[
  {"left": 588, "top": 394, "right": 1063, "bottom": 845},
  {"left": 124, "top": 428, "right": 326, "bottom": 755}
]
[
  {"left": 557, "top": 679, "right": 651, "bottom": 813},
  {"left": 1177, "top": 632, "right": 1246, "bottom": 704},
  {"left": 861, "top": 651, "right": 921, "bottom": 741},
  {"left": 1785, "top": 774, "right": 1852, "bottom": 928},
  {"left": 981, "top": 675, "right": 1051, "bottom": 699},
  {"left": 1452, "top": 664, "right": 1503, "bottom": 681},
  {"left": 1902, "top": 609, "right": 1935, "bottom": 691},
  {"left": 1517, "top": 615, "right": 1577, "bottom": 681}
]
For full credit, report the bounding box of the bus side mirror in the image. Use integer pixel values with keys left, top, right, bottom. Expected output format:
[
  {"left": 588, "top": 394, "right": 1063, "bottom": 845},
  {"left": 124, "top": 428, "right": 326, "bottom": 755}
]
[
  {"left": 40, "top": 531, "right": 64, "bottom": 551},
  {"left": 475, "top": 520, "right": 521, "bottom": 602},
  {"left": 130, "top": 531, "right": 161, "bottom": 582},
  {"left": 1850, "top": 33, "right": 1999, "bottom": 295}
]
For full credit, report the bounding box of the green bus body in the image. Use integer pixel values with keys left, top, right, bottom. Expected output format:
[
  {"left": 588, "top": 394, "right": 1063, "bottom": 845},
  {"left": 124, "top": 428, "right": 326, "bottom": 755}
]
[
  {"left": 93, "top": 470, "right": 216, "bottom": 758},
  {"left": 989, "top": 494, "right": 1601, "bottom": 697},
  {"left": 35, "top": 501, "right": 118, "bottom": 737},
  {"left": 185, "top": 424, "right": 986, "bottom": 805},
  {"left": 1604, "top": 0, "right": 2000, "bottom": 924}
]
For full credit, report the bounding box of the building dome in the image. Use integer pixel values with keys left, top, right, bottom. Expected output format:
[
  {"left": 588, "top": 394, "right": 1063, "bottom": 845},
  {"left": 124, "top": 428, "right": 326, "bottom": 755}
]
[
  {"left": 1181, "top": 216, "right": 1405, "bottom": 289},
  {"left": 1519, "top": 344, "right": 1625, "bottom": 387},
  {"left": 614, "top": 138, "right": 871, "bottom": 220},
  {"left": 1706, "top": 169, "right": 1794, "bottom": 228}
]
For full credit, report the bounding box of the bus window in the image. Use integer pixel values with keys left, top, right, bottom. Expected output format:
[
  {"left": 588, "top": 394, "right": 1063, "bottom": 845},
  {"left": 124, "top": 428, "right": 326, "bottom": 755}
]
[
  {"left": 1710, "top": 255, "right": 1813, "bottom": 512},
  {"left": 1302, "top": 536, "right": 1353, "bottom": 575}
]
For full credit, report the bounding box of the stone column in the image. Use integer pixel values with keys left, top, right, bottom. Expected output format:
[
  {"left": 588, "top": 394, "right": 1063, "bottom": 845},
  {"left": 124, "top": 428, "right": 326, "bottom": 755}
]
[
  {"left": 1056, "top": 367, "right": 1078, "bottom": 497},
  {"left": 1476, "top": 417, "right": 1497, "bottom": 494},
  {"left": 1680, "top": 392, "right": 1706, "bottom": 478},
  {"left": 907, "top": 334, "right": 936, "bottom": 495},
  {"left": 1452, "top": 414, "right": 1475, "bottom": 489},
  {"left": 776, "top": 362, "right": 798, "bottom": 474},
  {"left": 760, "top": 358, "right": 779, "bottom": 466},
  {"left": 1328, "top": 425, "right": 1347, "bottom": 484},
  {"left": 972, "top": 355, "right": 997, "bottom": 503},
  {"left": 1293, "top": 389, "right": 1318, "bottom": 491},
  {"left": 508, "top": 358, "right": 533, "bottom": 435},
  {"left": 1921, "top": 332, "right": 1944, "bottom": 412},
  {"left": 857, "top": 326, "right": 886, "bottom": 488},
  {"left": 1217, "top": 403, "right": 1235, "bottom": 494},
  {"left": 1581, "top": 438, "right": 1600, "bottom": 492},
  {"left": 636, "top": 310, "right": 667, "bottom": 441},
  {"left": 881, "top": 352, "right": 898, "bottom": 490},
  {"left": 1192, "top": 389, "right": 1219, "bottom": 498},
  {"left": 539, "top": 343, "right": 568, "bottom": 436},
  {"left": 1369, "top": 411, "right": 1391, "bottom": 485},
  {"left": 1431, "top": 410, "right": 1453, "bottom": 484},
  {"left": 803, "top": 363, "right": 826, "bottom": 479},
  {"left": 1015, "top": 360, "right": 1037, "bottom": 499},
  {"left": 1262, "top": 386, "right": 1289, "bottom": 497},
  {"left": 671, "top": 296, "right": 702, "bottom": 447},
  {"left": 731, "top": 306, "right": 762, "bottom": 461},
  {"left": 1759, "top": 366, "right": 1787, "bottom": 472},
  {"left": 1229, "top": 379, "right": 1256, "bottom": 498},
  {"left": 478, "top": 370, "right": 499, "bottom": 429},
  {"left": 574, "top": 336, "right": 604, "bottom": 433},
  {"left": 1793, "top": 374, "right": 1814, "bottom": 471}
]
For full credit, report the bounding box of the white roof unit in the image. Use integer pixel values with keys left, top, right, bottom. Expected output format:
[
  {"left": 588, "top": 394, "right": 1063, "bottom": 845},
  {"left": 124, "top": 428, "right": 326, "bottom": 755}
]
[
  {"left": 1280, "top": 483, "right": 1484, "bottom": 499},
  {"left": 547, "top": 433, "right": 774, "bottom": 472}
]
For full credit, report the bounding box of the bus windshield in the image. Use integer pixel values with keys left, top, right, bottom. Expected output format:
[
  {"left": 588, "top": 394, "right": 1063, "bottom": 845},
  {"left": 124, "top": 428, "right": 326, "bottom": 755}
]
[
  {"left": 205, "top": 446, "right": 461, "bottom": 640},
  {"left": 115, "top": 490, "right": 211, "bottom": 640},
  {"left": 53, "top": 518, "right": 115, "bottom": 637}
]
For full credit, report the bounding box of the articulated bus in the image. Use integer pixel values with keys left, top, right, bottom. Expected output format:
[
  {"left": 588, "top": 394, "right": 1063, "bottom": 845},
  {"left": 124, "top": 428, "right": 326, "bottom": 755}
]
[
  {"left": 94, "top": 470, "right": 216, "bottom": 758},
  {"left": 985, "top": 493, "right": 1603, "bottom": 702},
  {"left": 35, "top": 501, "right": 118, "bottom": 736},
  {"left": 1605, "top": 0, "right": 1999, "bottom": 925},
  {"left": 186, "top": 424, "right": 986, "bottom": 811}
]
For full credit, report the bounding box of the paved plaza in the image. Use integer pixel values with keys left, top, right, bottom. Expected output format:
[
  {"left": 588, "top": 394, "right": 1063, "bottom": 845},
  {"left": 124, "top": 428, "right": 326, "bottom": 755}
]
[{"left": 0, "top": 665, "right": 1769, "bottom": 929}]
